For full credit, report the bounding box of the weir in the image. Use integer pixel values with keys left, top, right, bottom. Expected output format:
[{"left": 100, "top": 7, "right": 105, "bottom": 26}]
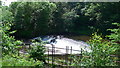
[{"left": 33, "top": 35, "right": 92, "bottom": 54}]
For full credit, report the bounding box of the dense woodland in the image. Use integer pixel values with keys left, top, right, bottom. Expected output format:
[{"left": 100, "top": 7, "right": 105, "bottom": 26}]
[
  {"left": 1, "top": 1, "right": 120, "bottom": 67},
  {"left": 2, "top": 2, "right": 120, "bottom": 38}
]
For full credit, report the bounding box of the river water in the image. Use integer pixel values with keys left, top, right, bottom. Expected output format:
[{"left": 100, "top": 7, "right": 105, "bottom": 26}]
[{"left": 34, "top": 36, "right": 92, "bottom": 54}]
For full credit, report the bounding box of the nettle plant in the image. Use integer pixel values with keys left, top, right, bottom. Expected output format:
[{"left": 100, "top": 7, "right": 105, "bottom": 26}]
[{"left": 80, "top": 33, "right": 118, "bottom": 66}]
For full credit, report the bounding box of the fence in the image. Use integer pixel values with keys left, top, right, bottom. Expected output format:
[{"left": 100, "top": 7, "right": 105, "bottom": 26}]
[
  {"left": 45, "top": 44, "right": 84, "bottom": 66},
  {"left": 18, "top": 43, "right": 120, "bottom": 67}
]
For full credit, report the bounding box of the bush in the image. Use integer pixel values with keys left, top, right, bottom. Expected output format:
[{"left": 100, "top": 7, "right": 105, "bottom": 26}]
[
  {"left": 29, "top": 42, "right": 46, "bottom": 64},
  {"left": 2, "top": 55, "right": 43, "bottom": 66},
  {"left": 80, "top": 33, "right": 118, "bottom": 66},
  {"left": 107, "top": 23, "right": 120, "bottom": 42},
  {"left": 1, "top": 22, "right": 22, "bottom": 55},
  {"left": 107, "top": 23, "right": 120, "bottom": 66}
]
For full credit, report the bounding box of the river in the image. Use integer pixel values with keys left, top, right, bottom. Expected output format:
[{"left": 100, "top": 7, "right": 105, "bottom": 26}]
[{"left": 33, "top": 35, "right": 92, "bottom": 54}]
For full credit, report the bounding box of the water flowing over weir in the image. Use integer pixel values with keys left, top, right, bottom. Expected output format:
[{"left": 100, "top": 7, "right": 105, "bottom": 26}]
[{"left": 33, "top": 36, "right": 92, "bottom": 54}]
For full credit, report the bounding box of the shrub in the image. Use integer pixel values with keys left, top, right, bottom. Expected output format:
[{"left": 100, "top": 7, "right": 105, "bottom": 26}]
[
  {"left": 80, "top": 33, "right": 118, "bottom": 66},
  {"left": 107, "top": 23, "right": 120, "bottom": 43},
  {"left": 2, "top": 55, "right": 43, "bottom": 66},
  {"left": 29, "top": 42, "right": 46, "bottom": 64},
  {"left": 107, "top": 23, "right": 120, "bottom": 66},
  {"left": 1, "top": 22, "right": 22, "bottom": 55}
]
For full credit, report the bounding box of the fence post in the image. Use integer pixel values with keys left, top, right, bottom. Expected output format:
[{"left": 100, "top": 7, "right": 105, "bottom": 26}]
[
  {"left": 18, "top": 48, "right": 19, "bottom": 56},
  {"left": 80, "top": 48, "right": 82, "bottom": 64},
  {"left": 52, "top": 44, "right": 54, "bottom": 67},
  {"left": 67, "top": 46, "right": 69, "bottom": 66},
  {"left": 51, "top": 44, "right": 55, "bottom": 68},
  {"left": 81, "top": 48, "right": 83, "bottom": 56},
  {"left": 48, "top": 47, "right": 49, "bottom": 64},
  {"left": 65, "top": 46, "right": 69, "bottom": 66},
  {"left": 81, "top": 48, "right": 83, "bottom": 59},
  {"left": 53, "top": 44, "right": 55, "bottom": 67},
  {"left": 70, "top": 46, "right": 72, "bottom": 65}
]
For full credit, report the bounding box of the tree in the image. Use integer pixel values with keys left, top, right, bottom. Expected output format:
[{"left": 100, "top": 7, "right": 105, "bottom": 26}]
[
  {"left": 49, "top": 2, "right": 67, "bottom": 34},
  {"left": 82, "top": 2, "right": 120, "bottom": 35},
  {"left": 10, "top": 2, "right": 56, "bottom": 38}
]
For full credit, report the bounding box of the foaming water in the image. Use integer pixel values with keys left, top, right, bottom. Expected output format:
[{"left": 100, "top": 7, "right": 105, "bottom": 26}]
[{"left": 40, "top": 36, "right": 92, "bottom": 54}]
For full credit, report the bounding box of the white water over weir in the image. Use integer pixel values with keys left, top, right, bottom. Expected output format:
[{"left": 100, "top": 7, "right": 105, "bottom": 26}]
[{"left": 34, "top": 36, "right": 92, "bottom": 55}]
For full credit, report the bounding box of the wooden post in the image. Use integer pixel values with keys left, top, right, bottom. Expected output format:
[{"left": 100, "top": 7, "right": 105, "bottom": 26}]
[
  {"left": 52, "top": 44, "right": 53, "bottom": 67},
  {"left": 29, "top": 44, "right": 31, "bottom": 49},
  {"left": 67, "top": 46, "right": 69, "bottom": 66},
  {"left": 81, "top": 48, "right": 83, "bottom": 60},
  {"left": 53, "top": 44, "right": 55, "bottom": 67},
  {"left": 51, "top": 44, "right": 55, "bottom": 68},
  {"left": 48, "top": 47, "right": 49, "bottom": 64},
  {"left": 70, "top": 46, "right": 72, "bottom": 65},
  {"left": 81, "top": 48, "right": 83, "bottom": 57},
  {"left": 80, "top": 48, "right": 83, "bottom": 65},
  {"left": 65, "top": 46, "right": 68, "bottom": 66}
]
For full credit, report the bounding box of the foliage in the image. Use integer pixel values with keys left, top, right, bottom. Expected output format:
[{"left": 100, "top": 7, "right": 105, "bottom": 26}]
[
  {"left": 2, "top": 55, "right": 43, "bottom": 66},
  {"left": 50, "top": 2, "right": 91, "bottom": 35},
  {"left": 107, "top": 23, "right": 120, "bottom": 66},
  {"left": 79, "top": 33, "right": 118, "bottom": 66},
  {"left": 107, "top": 23, "right": 120, "bottom": 43},
  {"left": 10, "top": 2, "right": 56, "bottom": 38},
  {"left": 1, "top": 23, "right": 22, "bottom": 54},
  {"left": 1, "top": 2, "right": 120, "bottom": 66},
  {"left": 1, "top": 3, "right": 45, "bottom": 67},
  {"left": 49, "top": 2, "right": 65, "bottom": 34},
  {"left": 8, "top": 2, "right": 120, "bottom": 38},
  {"left": 9, "top": 2, "right": 93, "bottom": 37},
  {"left": 1, "top": 6, "right": 22, "bottom": 55},
  {"left": 82, "top": 3, "right": 120, "bottom": 35},
  {"left": 1, "top": 6, "right": 13, "bottom": 23},
  {"left": 29, "top": 42, "right": 46, "bottom": 63}
]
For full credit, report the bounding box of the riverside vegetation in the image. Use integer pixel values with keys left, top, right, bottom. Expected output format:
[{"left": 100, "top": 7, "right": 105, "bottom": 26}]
[{"left": 1, "top": 1, "right": 120, "bottom": 67}]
